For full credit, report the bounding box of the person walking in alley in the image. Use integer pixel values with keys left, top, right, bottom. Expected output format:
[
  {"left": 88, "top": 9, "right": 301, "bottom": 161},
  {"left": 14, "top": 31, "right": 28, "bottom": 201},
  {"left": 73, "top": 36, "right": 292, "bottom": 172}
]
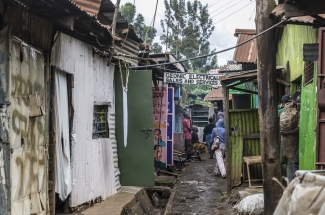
[
  {"left": 203, "top": 117, "right": 216, "bottom": 159},
  {"left": 192, "top": 126, "right": 206, "bottom": 156},
  {"left": 280, "top": 94, "right": 300, "bottom": 182},
  {"left": 183, "top": 112, "right": 194, "bottom": 162},
  {"left": 211, "top": 118, "right": 226, "bottom": 178},
  {"left": 214, "top": 107, "right": 224, "bottom": 120}
]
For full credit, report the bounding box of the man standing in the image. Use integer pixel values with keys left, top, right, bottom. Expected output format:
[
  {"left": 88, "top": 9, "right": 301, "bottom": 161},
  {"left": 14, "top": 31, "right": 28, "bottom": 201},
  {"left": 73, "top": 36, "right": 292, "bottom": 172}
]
[
  {"left": 280, "top": 94, "right": 300, "bottom": 182},
  {"left": 214, "top": 107, "right": 224, "bottom": 125},
  {"left": 183, "top": 112, "right": 193, "bottom": 162},
  {"left": 203, "top": 117, "right": 216, "bottom": 159}
]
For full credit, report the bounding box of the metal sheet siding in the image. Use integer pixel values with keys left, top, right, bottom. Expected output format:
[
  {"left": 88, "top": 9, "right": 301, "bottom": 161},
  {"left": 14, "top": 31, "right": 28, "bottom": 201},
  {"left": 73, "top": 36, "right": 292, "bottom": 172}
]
[
  {"left": 10, "top": 39, "right": 48, "bottom": 215},
  {"left": 69, "top": 0, "right": 102, "bottom": 17},
  {"left": 300, "top": 66, "right": 318, "bottom": 170},
  {"left": 51, "top": 33, "right": 120, "bottom": 207},
  {"left": 229, "top": 109, "right": 260, "bottom": 187},
  {"left": 276, "top": 25, "right": 318, "bottom": 81},
  {"left": 0, "top": 26, "right": 11, "bottom": 214},
  {"left": 4, "top": 5, "right": 53, "bottom": 51},
  {"left": 276, "top": 25, "right": 318, "bottom": 170},
  {"left": 233, "top": 33, "right": 257, "bottom": 63}
]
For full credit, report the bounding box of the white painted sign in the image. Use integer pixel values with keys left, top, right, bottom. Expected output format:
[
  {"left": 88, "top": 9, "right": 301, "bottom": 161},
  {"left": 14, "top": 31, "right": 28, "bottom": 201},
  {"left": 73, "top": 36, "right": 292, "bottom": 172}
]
[{"left": 163, "top": 72, "right": 221, "bottom": 86}]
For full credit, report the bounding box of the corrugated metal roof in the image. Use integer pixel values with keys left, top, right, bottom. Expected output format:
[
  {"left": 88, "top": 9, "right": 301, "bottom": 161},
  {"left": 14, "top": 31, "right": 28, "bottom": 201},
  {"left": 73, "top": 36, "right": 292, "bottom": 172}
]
[
  {"left": 233, "top": 29, "right": 257, "bottom": 63},
  {"left": 234, "top": 29, "right": 256, "bottom": 36},
  {"left": 219, "top": 63, "right": 242, "bottom": 72},
  {"left": 204, "top": 87, "right": 232, "bottom": 102},
  {"left": 69, "top": 0, "right": 102, "bottom": 17},
  {"left": 271, "top": 4, "right": 325, "bottom": 24}
]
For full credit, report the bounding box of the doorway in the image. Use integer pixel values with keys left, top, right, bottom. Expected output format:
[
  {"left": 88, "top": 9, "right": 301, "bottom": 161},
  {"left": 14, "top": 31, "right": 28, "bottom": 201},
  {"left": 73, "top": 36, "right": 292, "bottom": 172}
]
[{"left": 49, "top": 68, "right": 74, "bottom": 214}]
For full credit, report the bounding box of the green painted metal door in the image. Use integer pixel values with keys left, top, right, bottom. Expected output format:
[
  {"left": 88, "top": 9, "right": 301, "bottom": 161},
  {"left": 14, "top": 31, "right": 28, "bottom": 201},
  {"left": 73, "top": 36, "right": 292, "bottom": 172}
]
[{"left": 115, "top": 70, "right": 154, "bottom": 186}]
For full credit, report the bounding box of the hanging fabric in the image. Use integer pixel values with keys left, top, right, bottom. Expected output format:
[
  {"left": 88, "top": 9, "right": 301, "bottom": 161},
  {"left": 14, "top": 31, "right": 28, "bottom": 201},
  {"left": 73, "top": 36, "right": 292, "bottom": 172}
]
[
  {"left": 123, "top": 87, "right": 128, "bottom": 147},
  {"left": 54, "top": 69, "right": 72, "bottom": 200}
]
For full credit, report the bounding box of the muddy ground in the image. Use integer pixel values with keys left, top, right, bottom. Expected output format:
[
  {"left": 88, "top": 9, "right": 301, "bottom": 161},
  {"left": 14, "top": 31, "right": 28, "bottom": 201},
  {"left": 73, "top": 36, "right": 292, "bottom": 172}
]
[{"left": 168, "top": 152, "right": 238, "bottom": 215}]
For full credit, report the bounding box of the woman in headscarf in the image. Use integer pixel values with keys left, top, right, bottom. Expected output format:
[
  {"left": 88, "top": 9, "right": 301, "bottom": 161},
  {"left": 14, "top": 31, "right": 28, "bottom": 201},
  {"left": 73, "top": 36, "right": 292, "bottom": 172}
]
[{"left": 211, "top": 118, "right": 226, "bottom": 178}]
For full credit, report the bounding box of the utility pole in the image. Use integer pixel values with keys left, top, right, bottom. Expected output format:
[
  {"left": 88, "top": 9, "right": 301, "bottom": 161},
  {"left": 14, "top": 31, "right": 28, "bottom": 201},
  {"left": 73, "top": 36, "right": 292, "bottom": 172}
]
[{"left": 256, "top": 0, "right": 283, "bottom": 214}]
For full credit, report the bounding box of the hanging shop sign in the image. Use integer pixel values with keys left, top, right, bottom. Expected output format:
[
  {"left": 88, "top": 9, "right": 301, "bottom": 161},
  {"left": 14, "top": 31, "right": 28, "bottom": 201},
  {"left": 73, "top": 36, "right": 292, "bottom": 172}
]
[{"left": 164, "top": 72, "right": 221, "bottom": 86}]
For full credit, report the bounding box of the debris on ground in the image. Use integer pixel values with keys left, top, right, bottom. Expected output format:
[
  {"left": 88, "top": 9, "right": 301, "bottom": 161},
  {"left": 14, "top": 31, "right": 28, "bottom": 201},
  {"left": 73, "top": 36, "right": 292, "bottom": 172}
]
[{"left": 233, "top": 193, "right": 264, "bottom": 215}]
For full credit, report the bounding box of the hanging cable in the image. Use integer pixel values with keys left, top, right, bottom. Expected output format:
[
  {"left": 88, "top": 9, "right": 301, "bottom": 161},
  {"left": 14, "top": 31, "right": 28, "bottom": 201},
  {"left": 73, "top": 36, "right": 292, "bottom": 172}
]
[
  {"left": 213, "top": 1, "right": 255, "bottom": 25},
  {"left": 208, "top": 0, "right": 223, "bottom": 9},
  {"left": 210, "top": 0, "right": 249, "bottom": 19},
  {"left": 209, "top": 0, "right": 241, "bottom": 15},
  {"left": 129, "top": 18, "right": 287, "bottom": 70}
]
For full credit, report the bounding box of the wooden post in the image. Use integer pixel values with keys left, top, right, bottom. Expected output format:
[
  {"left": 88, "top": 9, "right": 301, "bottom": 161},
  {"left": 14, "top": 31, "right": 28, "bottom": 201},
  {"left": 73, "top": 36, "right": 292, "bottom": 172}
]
[
  {"left": 222, "top": 82, "right": 231, "bottom": 193},
  {"left": 107, "top": 0, "right": 121, "bottom": 65},
  {"left": 256, "top": 0, "right": 283, "bottom": 214}
]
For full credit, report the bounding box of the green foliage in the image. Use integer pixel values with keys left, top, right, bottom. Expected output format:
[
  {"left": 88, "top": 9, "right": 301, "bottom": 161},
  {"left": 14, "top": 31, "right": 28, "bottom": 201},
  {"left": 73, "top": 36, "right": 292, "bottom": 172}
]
[
  {"left": 119, "top": 3, "right": 136, "bottom": 24},
  {"left": 191, "top": 88, "right": 210, "bottom": 99},
  {"left": 160, "top": 0, "right": 218, "bottom": 73},
  {"left": 120, "top": 3, "right": 159, "bottom": 46},
  {"left": 151, "top": 42, "right": 163, "bottom": 53}
]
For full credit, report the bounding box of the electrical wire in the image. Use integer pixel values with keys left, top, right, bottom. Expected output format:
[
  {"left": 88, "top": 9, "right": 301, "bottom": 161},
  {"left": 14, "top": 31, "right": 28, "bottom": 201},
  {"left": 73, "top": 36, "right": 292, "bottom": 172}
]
[
  {"left": 208, "top": 0, "right": 223, "bottom": 9},
  {"left": 209, "top": 0, "right": 240, "bottom": 15},
  {"left": 210, "top": 0, "right": 249, "bottom": 19},
  {"left": 129, "top": 18, "right": 287, "bottom": 70},
  {"left": 213, "top": 0, "right": 255, "bottom": 25},
  {"left": 248, "top": 7, "right": 255, "bottom": 21}
]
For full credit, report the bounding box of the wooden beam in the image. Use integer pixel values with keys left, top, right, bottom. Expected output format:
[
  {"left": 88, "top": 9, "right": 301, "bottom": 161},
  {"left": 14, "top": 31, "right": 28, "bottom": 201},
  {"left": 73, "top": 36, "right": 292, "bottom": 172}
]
[
  {"left": 276, "top": 78, "right": 290, "bottom": 87},
  {"left": 285, "top": 61, "right": 291, "bottom": 94},
  {"left": 140, "top": 43, "right": 151, "bottom": 51},
  {"left": 256, "top": 0, "right": 283, "bottom": 214},
  {"left": 118, "top": 28, "right": 129, "bottom": 34},
  {"left": 227, "top": 77, "right": 256, "bottom": 88},
  {"left": 222, "top": 82, "right": 231, "bottom": 193},
  {"left": 107, "top": 0, "right": 121, "bottom": 65}
]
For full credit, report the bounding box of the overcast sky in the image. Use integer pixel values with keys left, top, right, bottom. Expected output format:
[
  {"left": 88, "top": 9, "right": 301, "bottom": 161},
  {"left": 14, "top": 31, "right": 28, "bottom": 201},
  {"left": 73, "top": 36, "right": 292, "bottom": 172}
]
[{"left": 115, "top": 0, "right": 256, "bottom": 67}]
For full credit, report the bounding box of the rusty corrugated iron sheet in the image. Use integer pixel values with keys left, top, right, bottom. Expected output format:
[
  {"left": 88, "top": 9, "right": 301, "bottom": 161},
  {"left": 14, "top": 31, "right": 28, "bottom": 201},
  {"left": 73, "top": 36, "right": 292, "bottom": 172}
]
[
  {"left": 10, "top": 37, "right": 48, "bottom": 214},
  {"left": 271, "top": 4, "right": 325, "bottom": 24},
  {"left": 69, "top": 0, "right": 102, "bottom": 17},
  {"left": 233, "top": 29, "right": 257, "bottom": 63},
  {"left": 4, "top": 5, "right": 53, "bottom": 51},
  {"left": 204, "top": 88, "right": 232, "bottom": 102}
]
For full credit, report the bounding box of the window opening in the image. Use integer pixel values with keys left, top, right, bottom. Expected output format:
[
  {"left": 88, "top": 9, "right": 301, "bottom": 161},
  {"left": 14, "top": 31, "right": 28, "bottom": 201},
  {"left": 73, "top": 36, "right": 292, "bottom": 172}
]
[
  {"left": 304, "top": 61, "right": 314, "bottom": 86},
  {"left": 92, "top": 105, "right": 109, "bottom": 139}
]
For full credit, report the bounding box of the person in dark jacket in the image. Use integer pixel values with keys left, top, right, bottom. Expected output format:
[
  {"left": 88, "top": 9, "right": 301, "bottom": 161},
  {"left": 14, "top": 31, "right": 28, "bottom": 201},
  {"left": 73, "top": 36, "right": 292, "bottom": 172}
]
[{"left": 203, "top": 117, "right": 215, "bottom": 159}]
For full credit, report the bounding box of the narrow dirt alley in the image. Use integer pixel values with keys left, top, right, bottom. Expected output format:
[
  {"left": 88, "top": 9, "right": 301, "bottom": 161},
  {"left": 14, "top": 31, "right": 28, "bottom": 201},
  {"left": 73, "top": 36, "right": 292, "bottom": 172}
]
[{"left": 168, "top": 152, "right": 235, "bottom": 215}]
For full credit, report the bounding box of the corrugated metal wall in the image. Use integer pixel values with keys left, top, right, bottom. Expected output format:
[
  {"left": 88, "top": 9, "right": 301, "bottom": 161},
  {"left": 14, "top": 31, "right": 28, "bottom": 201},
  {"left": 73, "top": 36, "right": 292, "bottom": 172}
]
[
  {"left": 0, "top": 26, "right": 11, "bottom": 215},
  {"left": 276, "top": 25, "right": 318, "bottom": 170},
  {"left": 5, "top": 5, "right": 53, "bottom": 51},
  {"left": 10, "top": 38, "right": 48, "bottom": 215},
  {"left": 276, "top": 25, "right": 318, "bottom": 81},
  {"left": 51, "top": 33, "right": 120, "bottom": 207},
  {"left": 229, "top": 109, "right": 260, "bottom": 187}
]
